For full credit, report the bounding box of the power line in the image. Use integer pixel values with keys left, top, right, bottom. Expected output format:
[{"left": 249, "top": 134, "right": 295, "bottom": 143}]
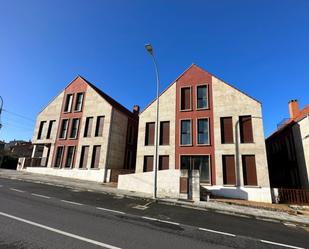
[{"left": 2, "top": 109, "right": 35, "bottom": 122}]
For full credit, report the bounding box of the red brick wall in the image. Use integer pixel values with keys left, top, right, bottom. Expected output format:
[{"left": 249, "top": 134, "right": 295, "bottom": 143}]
[{"left": 175, "top": 65, "right": 216, "bottom": 184}]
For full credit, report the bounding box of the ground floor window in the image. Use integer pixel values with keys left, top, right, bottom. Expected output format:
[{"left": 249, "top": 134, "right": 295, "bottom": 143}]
[
  {"left": 91, "top": 145, "right": 101, "bottom": 169},
  {"left": 54, "top": 146, "right": 64, "bottom": 168},
  {"left": 222, "top": 155, "right": 236, "bottom": 185},
  {"left": 143, "top": 156, "right": 153, "bottom": 172},
  {"left": 242, "top": 155, "right": 257, "bottom": 186},
  {"left": 159, "top": 155, "right": 169, "bottom": 170},
  {"left": 64, "top": 146, "right": 75, "bottom": 168},
  {"left": 180, "top": 155, "right": 210, "bottom": 183}
]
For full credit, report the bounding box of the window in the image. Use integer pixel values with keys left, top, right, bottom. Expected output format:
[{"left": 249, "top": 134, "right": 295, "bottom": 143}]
[
  {"left": 159, "top": 156, "right": 169, "bottom": 170},
  {"left": 91, "top": 145, "right": 101, "bottom": 168},
  {"left": 54, "top": 146, "right": 64, "bottom": 168},
  {"left": 197, "top": 118, "right": 209, "bottom": 145},
  {"left": 46, "top": 120, "right": 55, "bottom": 139},
  {"left": 84, "top": 117, "right": 93, "bottom": 137},
  {"left": 64, "top": 94, "right": 73, "bottom": 112},
  {"left": 180, "top": 87, "right": 191, "bottom": 110},
  {"left": 242, "top": 155, "right": 257, "bottom": 186},
  {"left": 159, "top": 121, "right": 170, "bottom": 145},
  {"left": 221, "top": 117, "right": 233, "bottom": 144},
  {"left": 37, "top": 121, "right": 46, "bottom": 140},
  {"left": 222, "top": 155, "right": 236, "bottom": 185},
  {"left": 181, "top": 120, "right": 192, "bottom": 145},
  {"left": 126, "top": 150, "right": 134, "bottom": 169},
  {"left": 145, "top": 122, "right": 155, "bottom": 146},
  {"left": 70, "top": 118, "right": 80, "bottom": 139},
  {"left": 197, "top": 85, "right": 208, "bottom": 109},
  {"left": 74, "top": 93, "right": 84, "bottom": 111},
  {"left": 59, "top": 119, "right": 69, "bottom": 139},
  {"left": 143, "top": 156, "right": 153, "bottom": 172},
  {"left": 79, "top": 146, "right": 89, "bottom": 169},
  {"left": 64, "top": 146, "right": 75, "bottom": 168},
  {"left": 239, "top": 115, "right": 253, "bottom": 143},
  {"left": 181, "top": 155, "right": 210, "bottom": 183},
  {"left": 95, "top": 116, "right": 104, "bottom": 137}
]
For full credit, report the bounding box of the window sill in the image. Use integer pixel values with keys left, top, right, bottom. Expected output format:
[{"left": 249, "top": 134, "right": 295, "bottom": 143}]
[
  {"left": 78, "top": 168, "right": 88, "bottom": 170},
  {"left": 58, "top": 138, "right": 67, "bottom": 140},
  {"left": 159, "top": 144, "right": 170, "bottom": 146},
  {"left": 180, "top": 144, "right": 193, "bottom": 147},
  {"left": 223, "top": 184, "right": 237, "bottom": 187},
  {"left": 244, "top": 185, "right": 261, "bottom": 188},
  {"left": 68, "top": 137, "right": 78, "bottom": 140},
  {"left": 196, "top": 143, "right": 211, "bottom": 146},
  {"left": 221, "top": 142, "right": 234, "bottom": 145},
  {"left": 73, "top": 110, "right": 82, "bottom": 113},
  {"left": 145, "top": 144, "right": 154, "bottom": 146},
  {"left": 196, "top": 107, "right": 209, "bottom": 111},
  {"left": 63, "top": 111, "right": 72, "bottom": 114},
  {"left": 89, "top": 168, "right": 100, "bottom": 170},
  {"left": 180, "top": 109, "right": 192, "bottom": 112},
  {"left": 240, "top": 142, "right": 255, "bottom": 144}
]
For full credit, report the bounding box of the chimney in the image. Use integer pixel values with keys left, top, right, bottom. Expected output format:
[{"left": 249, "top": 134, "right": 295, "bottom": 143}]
[
  {"left": 288, "top": 99, "right": 300, "bottom": 119},
  {"left": 133, "top": 105, "right": 140, "bottom": 115}
]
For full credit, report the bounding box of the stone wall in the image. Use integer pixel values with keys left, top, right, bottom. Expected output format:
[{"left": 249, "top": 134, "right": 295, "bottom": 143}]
[{"left": 135, "top": 83, "right": 176, "bottom": 172}]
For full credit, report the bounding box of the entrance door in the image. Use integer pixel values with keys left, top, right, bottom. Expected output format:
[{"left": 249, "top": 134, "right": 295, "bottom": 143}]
[{"left": 180, "top": 155, "right": 211, "bottom": 199}]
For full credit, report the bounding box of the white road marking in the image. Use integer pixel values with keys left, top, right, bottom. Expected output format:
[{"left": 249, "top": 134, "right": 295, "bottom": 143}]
[
  {"left": 31, "top": 193, "right": 51, "bottom": 199},
  {"left": 96, "top": 207, "right": 125, "bottom": 215},
  {"left": 0, "top": 211, "right": 121, "bottom": 249},
  {"left": 10, "top": 188, "right": 25, "bottom": 193},
  {"left": 260, "top": 239, "right": 305, "bottom": 249},
  {"left": 157, "top": 220, "right": 180, "bottom": 226},
  {"left": 198, "top": 227, "right": 236, "bottom": 237},
  {"left": 61, "top": 200, "right": 83, "bottom": 206},
  {"left": 142, "top": 216, "right": 158, "bottom": 221}
]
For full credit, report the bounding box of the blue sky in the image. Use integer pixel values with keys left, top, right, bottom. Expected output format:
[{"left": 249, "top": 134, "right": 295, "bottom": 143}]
[{"left": 0, "top": 0, "right": 308, "bottom": 142}]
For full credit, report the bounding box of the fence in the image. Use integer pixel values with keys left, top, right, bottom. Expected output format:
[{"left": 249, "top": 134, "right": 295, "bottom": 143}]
[{"left": 278, "top": 188, "right": 309, "bottom": 204}]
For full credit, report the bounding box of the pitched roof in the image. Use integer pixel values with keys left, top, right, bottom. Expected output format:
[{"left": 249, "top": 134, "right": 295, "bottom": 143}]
[
  {"left": 266, "top": 104, "right": 309, "bottom": 140},
  {"left": 140, "top": 63, "right": 260, "bottom": 114},
  {"left": 77, "top": 76, "right": 136, "bottom": 118}
]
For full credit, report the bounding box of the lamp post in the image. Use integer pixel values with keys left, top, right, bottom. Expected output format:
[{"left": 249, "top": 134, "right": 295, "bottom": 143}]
[{"left": 145, "top": 43, "right": 160, "bottom": 199}]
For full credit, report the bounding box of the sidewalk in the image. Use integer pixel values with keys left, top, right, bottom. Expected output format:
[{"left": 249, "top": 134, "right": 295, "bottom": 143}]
[{"left": 1, "top": 169, "right": 309, "bottom": 226}]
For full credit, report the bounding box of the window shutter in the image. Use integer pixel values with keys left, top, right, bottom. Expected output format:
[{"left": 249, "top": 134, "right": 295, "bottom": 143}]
[
  {"left": 159, "top": 156, "right": 169, "bottom": 170},
  {"left": 242, "top": 155, "right": 257, "bottom": 186},
  {"left": 240, "top": 116, "right": 253, "bottom": 143},
  {"left": 222, "top": 155, "right": 236, "bottom": 185},
  {"left": 143, "top": 156, "right": 154, "bottom": 172},
  {"left": 160, "top": 121, "right": 170, "bottom": 145},
  {"left": 221, "top": 117, "right": 233, "bottom": 144}
]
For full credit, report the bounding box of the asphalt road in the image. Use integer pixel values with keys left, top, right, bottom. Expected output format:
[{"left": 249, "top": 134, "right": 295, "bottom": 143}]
[{"left": 0, "top": 177, "right": 308, "bottom": 249}]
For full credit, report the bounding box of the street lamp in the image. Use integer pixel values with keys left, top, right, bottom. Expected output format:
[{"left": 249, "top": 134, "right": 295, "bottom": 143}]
[{"left": 145, "top": 43, "right": 160, "bottom": 199}]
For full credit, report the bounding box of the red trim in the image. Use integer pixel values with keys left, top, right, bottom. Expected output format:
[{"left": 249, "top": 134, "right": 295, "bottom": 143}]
[{"left": 175, "top": 65, "right": 216, "bottom": 184}]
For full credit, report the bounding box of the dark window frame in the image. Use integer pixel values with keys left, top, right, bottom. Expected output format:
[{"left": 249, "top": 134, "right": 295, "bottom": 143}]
[
  {"left": 145, "top": 122, "right": 155, "bottom": 146},
  {"left": 196, "top": 85, "right": 209, "bottom": 110},
  {"left": 63, "top": 94, "right": 73, "bottom": 113},
  {"left": 196, "top": 118, "right": 210, "bottom": 145},
  {"left": 159, "top": 121, "right": 170, "bottom": 145},
  {"left": 74, "top": 92, "right": 84, "bottom": 112},
  {"left": 221, "top": 117, "right": 234, "bottom": 144},
  {"left": 95, "top": 116, "right": 104, "bottom": 137},
  {"left": 180, "top": 119, "right": 192, "bottom": 146},
  {"left": 180, "top": 86, "right": 192, "bottom": 111}
]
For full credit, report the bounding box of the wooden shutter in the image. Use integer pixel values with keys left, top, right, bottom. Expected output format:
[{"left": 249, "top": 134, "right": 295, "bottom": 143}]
[
  {"left": 181, "top": 87, "right": 191, "bottom": 110},
  {"left": 79, "top": 146, "right": 89, "bottom": 168},
  {"left": 84, "top": 117, "right": 93, "bottom": 137},
  {"left": 242, "top": 155, "right": 257, "bottom": 186},
  {"left": 145, "top": 122, "right": 155, "bottom": 145},
  {"left": 159, "top": 156, "right": 169, "bottom": 170},
  {"left": 160, "top": 121, "right": 170, "bottom": 145},
  {"left": 222, "top": 155, "right": 236, "bottom": 185},
  {"left": 239, "top": 116, "right": 253, "bottom": 143},
  {"left": 143, "top": 156, "right": 153, "bottom": 172},
  {"left": 95, "top": 116, "right": 104, "bottom": 137},
  {"left": 91, "top": 145, "right": 101, "bottom": 168},
  {"left": 221, "top": 117, "right": 233, "bottom": 143}
]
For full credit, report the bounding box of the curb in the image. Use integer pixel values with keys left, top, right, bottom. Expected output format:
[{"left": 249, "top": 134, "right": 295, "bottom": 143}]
[{"left": 1, "top": 174, "right": 309, "bottom": 227}]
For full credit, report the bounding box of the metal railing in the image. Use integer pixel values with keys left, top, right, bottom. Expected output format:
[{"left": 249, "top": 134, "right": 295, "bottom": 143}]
[{"left": 278, "top": 188, "right": 309, "bottom": 204}]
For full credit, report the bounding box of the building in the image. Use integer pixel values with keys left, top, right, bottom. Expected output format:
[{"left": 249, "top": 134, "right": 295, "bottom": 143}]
[
  {"left": 266, "top": 100, "right": 309, "bottom": 189},
  {"left": 19, "top": 76, "right": 139, "bottom": 182},
  {"left": 118, "top": 64, "right": 271, "bottom": 202}
]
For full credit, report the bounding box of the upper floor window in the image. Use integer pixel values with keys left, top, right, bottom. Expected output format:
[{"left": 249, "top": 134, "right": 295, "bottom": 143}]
[
  {"left": 197, "top": 118, "right": 209, "bottom": 145},
  {"left": 64, "top": 94, "right": 73, "bottom": 112},
  {"left": 145, "top": 122, "right": 155, "bottom": 146},
  {"left": 70, "top": 118, "right": 80, "bottom": 139},
  {"left": 221, "top": 117, "right": 233, "bottom": 144},
  {"left": 59, "top": 119, "right": 69, "bottom": 139},
  {"left": 180, "top": 120, "right": 192, "bottom": 145},
  {"left": 46, "top": 120, "right": 55, "bottom": 139},
  {"left": 239, "top": 115, "right": 254, "bottom": 143},
  {"left": 74, "top": 93, "right": 84, "bottom": 112},
  {"left": 84, "top": 117, "right": 93, "bottom": 137},
  {"left": 197, "top": 85, "right": 208, "bottom": 109},
  {"left": 95, "top": 116, "right": 104, "bottom": 137},
  {"left": 180, "top": 87, "right": 191, "bottom": 111},
  {"left": 37, "top": 121, "right": 46, "bottom": 140},
  {"left": 159, "top": 121, "right": 170, "bottom": 145}
]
